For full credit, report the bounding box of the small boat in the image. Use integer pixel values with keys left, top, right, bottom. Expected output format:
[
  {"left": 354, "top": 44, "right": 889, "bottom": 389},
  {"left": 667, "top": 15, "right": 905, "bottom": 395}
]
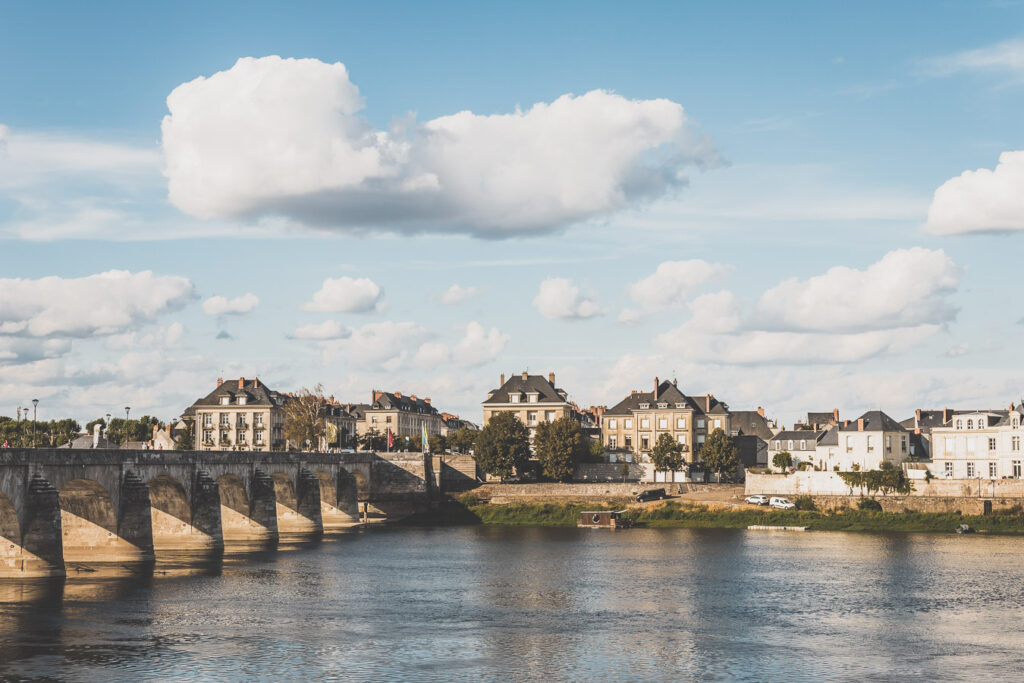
[
  {"left": 578, "top": 510, "right": 632, "bottom": 529},
  {"left": 955, "top": 523, "right": 974, "bottom": 534}
]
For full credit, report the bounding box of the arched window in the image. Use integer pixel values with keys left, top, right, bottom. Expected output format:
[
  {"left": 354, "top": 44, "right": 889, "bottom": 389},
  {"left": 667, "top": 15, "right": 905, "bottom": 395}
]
[
  {"left": 978, "top": 417, "right": 986, "bottom": 428},
  {"left": 956, "top": 420, "right": 962, "bottom": 430},
  {"left": 967, "top": 419, "right": 973, "bottom": 430}
]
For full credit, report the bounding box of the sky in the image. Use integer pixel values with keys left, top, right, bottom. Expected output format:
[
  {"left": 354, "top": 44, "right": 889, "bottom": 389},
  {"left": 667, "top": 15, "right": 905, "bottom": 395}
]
[{"left": 2, "top": 0, "right": 1024, "bottom": 429}]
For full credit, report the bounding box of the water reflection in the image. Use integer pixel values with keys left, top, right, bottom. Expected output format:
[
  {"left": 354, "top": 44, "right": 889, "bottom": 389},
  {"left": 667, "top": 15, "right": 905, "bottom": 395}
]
[{"left": 0, "top": 527, "right": 1022, "bottom": 681}]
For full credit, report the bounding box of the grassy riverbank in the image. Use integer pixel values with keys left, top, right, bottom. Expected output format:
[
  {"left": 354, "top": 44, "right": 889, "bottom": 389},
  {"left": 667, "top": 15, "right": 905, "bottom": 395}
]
[{"left": 404, "top": 496, "right": 1024, "bottom": 534}]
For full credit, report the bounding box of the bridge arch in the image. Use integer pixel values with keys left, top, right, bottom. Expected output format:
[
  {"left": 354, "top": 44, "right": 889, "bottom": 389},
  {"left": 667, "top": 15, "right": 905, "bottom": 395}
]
[
  {"left": 217, "top": 473, "right": 276, "bottom": 545},
  {"left": 147, "top": 474, "right": 222, "bottom": 553},
  {"left": 57, "top": 476, "right": 152, "bottom": 565},
  {"left": 271, "top": 471, "right": 321, "bottom": 537},
  {"left": 316, "top": 471, "right": 357, "bottom": 531}
]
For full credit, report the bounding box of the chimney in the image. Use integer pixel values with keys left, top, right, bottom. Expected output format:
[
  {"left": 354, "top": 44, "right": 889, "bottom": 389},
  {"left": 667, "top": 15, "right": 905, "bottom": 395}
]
[
  {"left": 238, "top": 377, "right": 245, "bottom": 388},
  {"left": 757, "top": 407, "right": 765, "bottom": 417},
  {"left": 915, "top": 428, "right": 921, "bottom": 435},
  {"left": 394, "top": 391, "right": 402, "bottom": 398},
  {"left": 410, "top": 394, "right": 417, "bottom": 402},
  {"left": 424, "top": 397, "right": 431, "bottom": 404},
  {"left": 832, "top": 408, "right": 839, "bottom": 422},
  {"left": 705, "top": 393, "right": 712, "bottom": 411},
  {"left": 858, "top": 418, "right": 865, "bottom": 431},
  {"left": 372, "top": 390, "right": 383, "bottom": 403},
  {"left": 252, "top": 377, "right": 259, "bottom": 388},
  {"left": 217, "top": 377, "right": 223, "bottom": 387},
  {"left": 943, "top": 408, "right": 950, "bottom": 424},
  {"left": 500, "top": 373, "right": 505, "bottom": 386},
  {"left": 844, "top": 420, "right": 850, "bottom": 427},
  {"left": 522, "top": 371, "right": 528, "bottom": 380},
  {"left": 673, "top": 378, "right": 677, "bottom": 386},
  {"left": 915, "top": 409, "right": 921, "bottom": 422},
  {"left": 654, "top": 377, "right": 660, "bottom": 400},
  {"left": 548, "top": 372, "right": 555, "bottom": 385}
]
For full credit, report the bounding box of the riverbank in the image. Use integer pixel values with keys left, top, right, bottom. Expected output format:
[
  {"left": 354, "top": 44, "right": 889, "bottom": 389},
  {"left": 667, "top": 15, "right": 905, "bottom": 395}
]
[{"left": 404, "top": 496, "right": 1024, "bottom": 534}]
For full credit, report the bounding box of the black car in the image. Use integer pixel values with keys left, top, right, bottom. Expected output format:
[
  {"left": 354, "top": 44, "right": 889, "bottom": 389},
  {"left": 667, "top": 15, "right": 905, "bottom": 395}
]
[{"left": 636, "top": 488, "right": 666, "bottom": 503}]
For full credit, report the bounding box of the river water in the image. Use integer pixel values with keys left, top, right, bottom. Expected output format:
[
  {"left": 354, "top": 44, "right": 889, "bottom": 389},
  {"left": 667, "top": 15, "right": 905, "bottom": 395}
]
[{"left": 0, "top": 526, "right": 1022, "bottom": 681}]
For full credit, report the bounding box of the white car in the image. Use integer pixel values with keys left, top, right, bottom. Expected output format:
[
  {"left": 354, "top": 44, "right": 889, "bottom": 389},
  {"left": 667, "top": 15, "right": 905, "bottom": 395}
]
[
  {"left": 745, "top": 495, "right": 769, "bottom": 505},
  {"left": 770, "top": 497, "right": 796, "bottom": 510}
]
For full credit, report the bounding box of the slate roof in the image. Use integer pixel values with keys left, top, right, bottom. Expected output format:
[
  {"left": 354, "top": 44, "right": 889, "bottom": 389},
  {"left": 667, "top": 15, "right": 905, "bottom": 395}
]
[
  {"left": 371, "top": 391, "right": 440, "bottom": 416},
  {"left": 817, "top": 427, "right": 839, "bottom": 447},
  {"left": 806, "top": 412, "right": 837, "bottom": 427},
  {"left": 483, "top": 374, "right": 569, "bottom": 405},
  {"left": 605, "top": 380, "right": 727, "bottom": 416},
  {"left": 769, "top": 430, "right": 824, "bottom": 449},
  {"left": 729, "top": 410, "right": 774, "bottom": 441},
  {"left": 899, "top": 409, "right": 949, "bottom": 431},
  {"left": 838, "top": 410, "right": 906, "bottom": 433},
  {"left": 190, "top": 378, "right": 286, "bottom": 409}
]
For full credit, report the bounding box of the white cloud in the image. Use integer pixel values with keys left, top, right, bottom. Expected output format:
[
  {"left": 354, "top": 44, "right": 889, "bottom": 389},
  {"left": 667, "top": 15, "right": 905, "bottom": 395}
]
[
  {"left": 301, "top": 276, "right": 383, "bottom": 313},
  {"left": 161, "top": 56, "right": 719, "bottom": 237},
  {"left": 533, "top": 277, "right": 605, "bottom": 320},
  {"left": 946, "top": 343, "right": 971, "bottom": 357},
  {"left": 439, "top": 284, "right": 479, "bottom": 306},
  {"left": 0, "top": 270, "right": 195, "bottom": 339},
  {"left": 291, "top": 320, "right": 350, "bottom": 340},
  {"left": 627, "top": 259, "right": 730, "bottom": 313},
  {"left": 415, "top": 323, "right": 509, "bottom": 368},
  {"left": 202, "top": 292, "right": 260, "bottom": 316},
  {"left": 926, "top": 151, "right": 1024, "bottom": 234},
  {"left": 754, "top": 247, "right": 961, "bottom": 332},
  {"left": 320, "top": 321, "right": 431, "bottom": 369},
  {"left": 921, "top": 39, "right": 1024, "bottom": 78}
]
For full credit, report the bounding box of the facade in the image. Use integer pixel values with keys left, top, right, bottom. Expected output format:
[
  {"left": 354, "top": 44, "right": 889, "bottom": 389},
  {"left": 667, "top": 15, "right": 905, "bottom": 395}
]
[
  {"left": 926, "top": 404, "right": 1024, "bottom": 479},
  {"left": 601, "top": 378, "right": 730, "bottom": 463},
  {"left": 324, "top": 403, "right": 357, "bottom": 450},
  {"left": 814, "top": 410, "right": 909, "bottom": 471},
  {"left": 481, "top": 372, "right": 577, "bottom": 441},
  {"left": 188, "top": 377, "right": 287, "bottom": 451},
  {"left": 440, "top": 412, "right": 478, "bottom": 437},
  {"left": 767, "top": 430, "right": 822, "bottom": 469},
  {"left": 355, "top": 390, "right": 446, "bottom": 440},
  {"left": 729, "top": 409, "right": 777, "bottom": 468}
]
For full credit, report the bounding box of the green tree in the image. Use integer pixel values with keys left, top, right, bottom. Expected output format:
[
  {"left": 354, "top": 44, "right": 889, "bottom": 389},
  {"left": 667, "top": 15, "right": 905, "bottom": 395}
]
[
  {"left": 428, "top": 433, "right": 447, "bottom": 454},
  {"left": 701, "top": 428, "right": 740, "bottom": 483},
  {"left": 448, "top": 426, "right": 478, "bottom": 454},
  {"left": 650, "top": 433, "right": 685, "bottom": 481},
  {"left": 772, "top": 451, "right": 793, "bottom": 471},
  {"left": 473, "top": 412, "right": 531, "bottom": 479},
  {"left": 283, "top": 385, "right": 328, "bottom": 451},
  {"left": 533, "top": 416, "right": 589, "bottom": 481},
  {"left": 45, "top": 419, "right": 81, "bottom": 447},
  {"left": 359, "top": 428, "right": 388, "bottom": 451}
]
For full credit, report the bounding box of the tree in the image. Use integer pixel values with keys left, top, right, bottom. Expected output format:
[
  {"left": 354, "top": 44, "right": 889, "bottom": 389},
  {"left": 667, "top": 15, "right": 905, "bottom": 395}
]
[
  {"left": 283, "top": 384, "right": 328, "bottom": 452},
  {"left": 473, "top": 412, "right": 531, "bottom": 479},
  {"left": 359, "top": 428, "right": 388, "bottom": 452},
  {"left": 428, "top": 433, "right": 447, "bottom": 454},
  {"left": 448, "top": 426, "right": 478, "bottom": 454},
  {"left": 650, "top": 433, "right": 685, "bottom": 481},
  {"left": 772, "top": 451, "right": 793, "bottom": 471},
  {"left": 701, "top": 428, "right": 740, "bottom": 482},
  {"left": 533, "top": 417, "right": 589, "bottom": 481}
]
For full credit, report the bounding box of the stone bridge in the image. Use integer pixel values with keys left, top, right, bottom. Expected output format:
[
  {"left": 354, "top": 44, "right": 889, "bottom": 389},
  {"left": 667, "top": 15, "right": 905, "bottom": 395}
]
[{"left": 0, "top": 448, "right": 435, "bottom": 577}]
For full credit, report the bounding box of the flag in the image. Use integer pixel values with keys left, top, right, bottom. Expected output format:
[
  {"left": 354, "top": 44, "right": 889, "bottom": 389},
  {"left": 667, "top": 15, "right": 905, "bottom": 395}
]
[
  {"left": 387, "top": 428, "right": 394, "bottom": 450},
  {"left": 422, "top": 423, "right": 429, "bottom": 453}
]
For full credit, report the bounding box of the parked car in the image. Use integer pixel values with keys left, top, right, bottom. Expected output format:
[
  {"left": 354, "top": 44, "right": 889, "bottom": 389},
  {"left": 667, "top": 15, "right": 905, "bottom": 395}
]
[
  {"left": 745, "top": 494, "right": 769, "bottom": 506},
  {"left": 636, "top": 488, "right": 666, "bottom": 503},
  {"left": 770, "top": 497, "right": 796, "bottom": 510}
]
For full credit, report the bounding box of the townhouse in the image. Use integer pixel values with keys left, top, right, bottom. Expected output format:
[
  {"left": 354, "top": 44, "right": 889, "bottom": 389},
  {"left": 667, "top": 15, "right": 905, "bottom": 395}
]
[
  {"left": 189, "top": 377, "right": 287, "bottom": 451},
  {"left": 926, "top": 403, "right": 1024, "bottom": 479},
  {"left": 814, "top": 410, "right": 910, "bottom": 471},
  {"left": 482, "top": 372, "right": 578, "bottom": 441}
]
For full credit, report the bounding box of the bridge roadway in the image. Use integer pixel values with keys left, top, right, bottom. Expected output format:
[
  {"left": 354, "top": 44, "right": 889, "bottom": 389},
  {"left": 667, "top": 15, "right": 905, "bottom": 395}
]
[{"left": 0, "top": 448, "right": 434, "bottom": 577}]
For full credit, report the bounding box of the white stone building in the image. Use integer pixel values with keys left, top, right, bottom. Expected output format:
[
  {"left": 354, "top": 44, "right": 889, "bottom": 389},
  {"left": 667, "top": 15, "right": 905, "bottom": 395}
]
[
  {"left": 814, "top": 410, "right": 910, "bottom": 472},
  {"left": 927, "top": 404, "right": 1024, "bottom": 479}
]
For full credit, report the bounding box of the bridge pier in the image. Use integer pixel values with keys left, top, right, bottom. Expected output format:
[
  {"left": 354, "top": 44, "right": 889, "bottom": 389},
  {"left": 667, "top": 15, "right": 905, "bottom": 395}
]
[
  {"left": 216, "top": 471, "right": 277, "bottom": 547},
  {"left": 12, "top": 474, "right": 65, "bottom": 577},
  {"left": 320, "top": 470, "right": 359, "bottom": 531},
  {"left": 59, "top": 473, "right": 154, "bottom": 566},
  {"left": 147, "top": 472, "right": 223, "bottom": 554},
  {"left": 272, "top": 470, "right": 322, "bottom": 538}
]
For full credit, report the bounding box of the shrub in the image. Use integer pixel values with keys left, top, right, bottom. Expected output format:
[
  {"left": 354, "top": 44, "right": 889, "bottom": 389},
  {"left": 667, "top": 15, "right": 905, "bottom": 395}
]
[
  {"left": 457, "top": 492, "right": 482, "bottom": 506},
  {"left": 797, "top": 461, "right": 812, "bottom": 471},
  {"left": 794, "top": 495, "right": 816, "bottom": 511},
  {"left": 858, "top": 498, "right": 882, "bottom": 511}
]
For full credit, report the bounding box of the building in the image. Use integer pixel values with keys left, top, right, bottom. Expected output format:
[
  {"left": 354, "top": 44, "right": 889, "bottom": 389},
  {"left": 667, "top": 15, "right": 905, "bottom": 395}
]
[
  {"left": 601, "top": 377, "right": 731, "bottom": 463},
  {"left": 324, "top": 402, "right": 357, "bottom": 450},
  {"left": 926, "top": 403, "right": 1024, "bottom": 479},
  {"left": 804, "top": 410, "right": 840, "bottom": 431},
  {"left": 482, "top": 372, "right": 578, "bottom": 441},
  {"left": 440, "top": 412, "right": 478, "bottom": 437},
  {"left": 188, "top": 377, "right": 287, "bottom": 451},
  {"left": 767, "top": 430, "right": 824, "bottom": 470},
  {"left": 814, "top": 410, "right": 909, "bottom": 471},
  {"left": 355, "top": 390, "right": 446, "bottom": 441},
  {"left": 729, "top": 408, "right": 777, "bottom": 468}
]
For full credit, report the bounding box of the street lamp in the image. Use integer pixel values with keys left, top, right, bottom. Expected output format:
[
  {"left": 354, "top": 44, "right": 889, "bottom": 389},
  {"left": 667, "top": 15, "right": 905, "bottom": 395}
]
[
  {"left": 124, "top": 407, "right": 131, "bottom": 448},
  {"left": 105, "top": 413, "right": 111, "bottom": 449},
  {"left": 31, "top": 399, "right": 38, "bottom": 449}
]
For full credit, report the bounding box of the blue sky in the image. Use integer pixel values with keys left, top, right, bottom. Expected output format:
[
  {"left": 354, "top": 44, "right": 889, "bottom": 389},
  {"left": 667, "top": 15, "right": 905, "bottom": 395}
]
[{"left": 2, "top": 1, "right": 1024, "bottom": 427}]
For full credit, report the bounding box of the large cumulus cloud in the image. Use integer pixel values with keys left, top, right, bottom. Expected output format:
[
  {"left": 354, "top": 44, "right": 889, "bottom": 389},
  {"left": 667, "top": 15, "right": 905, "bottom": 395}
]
[{"left": 161, "top": 56, "right": 719, "bottom": 236}]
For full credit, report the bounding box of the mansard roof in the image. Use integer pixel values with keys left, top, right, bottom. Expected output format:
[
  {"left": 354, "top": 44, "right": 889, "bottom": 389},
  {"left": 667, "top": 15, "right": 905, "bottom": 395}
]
[
  {"left": 605, "top": 380, "right": 728, "bottom": 416},
  {"left": 729, "top": 410, "right": 774, "bottom": 441},
  {"left": 371, "top": 391, "right": 439, "bottom": 416},
  {"left": 483, "top": 373, "right": 569, "bottom": 405},
  {"left": 190, "top": 378, "right": 286, "bottom": 409},
  {"left": 838, "top": 410, "right": 906, "bottom": 433}
]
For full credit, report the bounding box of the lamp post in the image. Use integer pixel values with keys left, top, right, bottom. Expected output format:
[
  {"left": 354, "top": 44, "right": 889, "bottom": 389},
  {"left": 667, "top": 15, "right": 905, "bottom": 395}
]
[
  {"left": 31, "top": 399, "right": 38, "bottom": 448},
  {"left": 124, "top": 407, "right": 131, "bottom": 448},
  {"left": 105, "top": 413, "right": 111, "bottom": 448},
  {"left": 16, "top": 408, "right": 22, "bottom": 448}
]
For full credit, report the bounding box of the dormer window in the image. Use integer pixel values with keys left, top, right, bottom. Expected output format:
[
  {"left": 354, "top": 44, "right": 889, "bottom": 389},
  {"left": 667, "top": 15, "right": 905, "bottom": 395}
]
[
  {"left": 237, "top": 396, "right": 247, "bottom": 405},
  {"left": 527, "top": 393, "right": 539, "bottom": 403},
  {"left": 639, "top": 403, "right": 649, "bottom": 409},
  {"left": 657, "top": 402, "right": 667, "bottom": 409},
  {"left": 967, "top": 419, "right": 973, "bottom": 430},
  {"left": 509, "top": 394, "right": 520, "bottom": 403},
  {"left": 675, "top": 403, "right": 684, "bottom": 409},
  {"left": 956, "top": 420, "right": 962, "bottom": 430},
  {"left": 221, "top": 396, "right": 230, "bottom": 405},
  {"left": 978, "top": 417, "right": 986, "bottom": 428}
]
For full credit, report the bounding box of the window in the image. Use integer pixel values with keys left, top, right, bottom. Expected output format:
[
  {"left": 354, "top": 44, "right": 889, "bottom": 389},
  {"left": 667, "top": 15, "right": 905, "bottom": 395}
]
[
  {"left": 386, "top": 416, "right": 392, "bottom": 423},
  {"left": 1014, "top": 418, "right": 1020, "bottom": 428},
  {"left": 640, "top": 418, "right": 650, "bottom": 429},
  {"left": 527, "top": 411, "right": 538, "bottom": 426},
  {"left": 676, "top": 418, "right": 686, "bottom": 429},
  {"left": 609, "top": 435, "right": 617, "bottom": 448},
  {"left": 203, "top": 413, "right": 212, "bottom": 427},
  {"left": 641, "top": 435, "right": 649, "bottom": 450},
  {"left": 990, "top": 462, "right": 998, "bottom": 479},
  {"left": 867, "top": 435, "right": 874, "bottom": 452},
  {"left": 657, "top": 403, "right": 667, "bottom": 409},
  {"left": 713, "top": 419, "right": 721, "bottom": 429},
  {"left": 203, "top": 429, "right": 212, "bottom": 443},
  {"left": 787, "top": 440, "right": 794, "bottom": 450},
  {"left": 800, "top": 440, "right": 806, "bottom": 451},
  {"left": 608, "top": 419, "right": 617, "bottom": 429},
  {"left": 624, "top": 435, "right": 632, "bottom": 449},
  {"left": 510, "top": 394, "right": 520, "bottom": 403},
  {"left": 221, "top": 396, "right": 230, "bottom": 405},
  {"left": 967, "top": 462, "right": 975, "bottom": 478},
  {"left": 1014, "top": 461, "right": 1022, "bottom": 478},
  {"left": 697, "top": 435, "right": 706, "bottom": 444},
  {"left": 845, "top": 436, "right": 853, "bottom": 453},
  {"left": 545, "top": 411, "right": 555, "bottom": 422},
  {"left": 625, "top": 419, "right": 633, "bottom": 429},
  {"left": 944, "top": 462, "right": 954, "bottom": 478},
  {"left": 255, "top": 431, "right": 263, "bottom": 445},
  {"left": 237, "top": 432, "right": 246, "bottom": 444},
  {"left": 658, "top": 418, "right": 667, "bottom": 429},
  {"left": 255, "top": 414, "right": 263, "bottom": 427},
  {"left": 967, "top": 419, "right": 973, "bottom": 430},
  {"left": 885, "top": 435, "right": 891, "bottom": 452},
  {"left": 979, "top": 417, "right": 986, "bottom": 428},
  {"left": 988, "top": 437, "right": 996, "bottom": 451},
  {"left": 675, "top": 403, "right": 684, "bottom": 409},
  {"left": 677, "top": 434, "right": 687, "bottom": 445},
  {"left": 956, "top": 420, "right": 962, "bottom": 429},
  {"left": 220, "top": 414, "right": 230, "bottom": 426},
  {"left": 371, "top": 416, "right": 378, "bottom": 424},
  {"left": 237, "top": 396, "right": 247, "bottom": 405},
  {"left": 1014, "top": 436, "right": 1021, "bottom": 451},
  {"left": 639, "top": 403, "right": 649, "bottom": 410},
  {"left": 698, "top": 419, "right": 706, "bottom": 429},
  {"left": 220, "top": 431, "right": 229, "bottom": 442},
  {"left": 528, "top": 394, "right": 538, "bottom": 403},
  {"left": 901, "top": 436, "right": 907, "bottom": 452}
]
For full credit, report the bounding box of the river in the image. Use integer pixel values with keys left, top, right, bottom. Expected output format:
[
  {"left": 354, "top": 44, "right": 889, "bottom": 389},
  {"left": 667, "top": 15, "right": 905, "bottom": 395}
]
[{"left": 0, "top": 526, "right": 1022, "bottom": 681}]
